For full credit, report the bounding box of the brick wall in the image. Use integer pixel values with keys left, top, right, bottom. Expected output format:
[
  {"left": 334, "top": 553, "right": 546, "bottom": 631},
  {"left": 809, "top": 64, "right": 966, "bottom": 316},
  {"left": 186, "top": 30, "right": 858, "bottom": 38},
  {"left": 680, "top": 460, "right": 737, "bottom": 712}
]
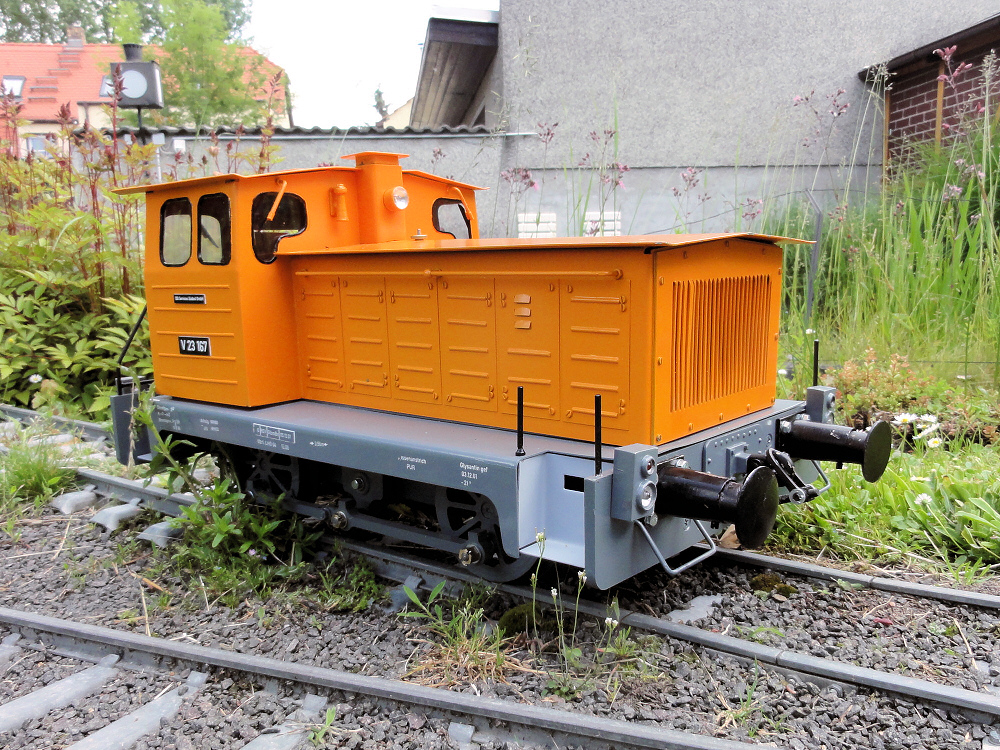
[
  {"left": 887, "top": 68, "right": 939, "bottom": 156},
  {"left": 888, "top": 48, "right": 1000, "bottom": 160}
]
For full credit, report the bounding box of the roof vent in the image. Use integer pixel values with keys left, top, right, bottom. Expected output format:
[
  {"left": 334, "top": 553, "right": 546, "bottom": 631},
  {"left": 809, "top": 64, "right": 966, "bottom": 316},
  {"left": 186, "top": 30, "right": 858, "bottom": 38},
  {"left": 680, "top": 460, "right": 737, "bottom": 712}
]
[{"left": 123, "top": 44, "right": 143, "bottom": 62}]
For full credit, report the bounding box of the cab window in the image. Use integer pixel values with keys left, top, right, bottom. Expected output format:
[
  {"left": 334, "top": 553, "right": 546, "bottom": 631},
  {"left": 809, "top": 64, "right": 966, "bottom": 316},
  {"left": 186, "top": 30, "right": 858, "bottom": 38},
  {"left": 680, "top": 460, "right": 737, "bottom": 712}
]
[
  {"left": 432, "top": 198, "right": 471, "bottom": 239},
  {"left": 160, "top": 198, "right": 192, "bottom": 266},
  {"left": 197, "top": 193, "right": 231, "bottom": 265},
  {"left": 251, "top": 192, "right": 307, "bottom": 263}
]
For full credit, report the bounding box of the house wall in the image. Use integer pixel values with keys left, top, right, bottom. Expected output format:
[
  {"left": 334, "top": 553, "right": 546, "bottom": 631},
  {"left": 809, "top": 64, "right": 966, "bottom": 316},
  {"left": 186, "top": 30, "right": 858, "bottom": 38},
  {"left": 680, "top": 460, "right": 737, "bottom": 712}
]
[
  {"left": 168, "top": 133, "right": 510, "bottom": 225},
  {"left": 486, "top": 0, "right": 1000, "bottom": 236}
]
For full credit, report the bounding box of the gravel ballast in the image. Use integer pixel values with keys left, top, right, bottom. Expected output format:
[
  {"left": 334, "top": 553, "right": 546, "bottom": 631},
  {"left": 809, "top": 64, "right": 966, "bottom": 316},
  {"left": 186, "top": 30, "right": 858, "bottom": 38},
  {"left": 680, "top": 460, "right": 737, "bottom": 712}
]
[{"left": 1, "top": 502, "right": 999, "bottom": 748}]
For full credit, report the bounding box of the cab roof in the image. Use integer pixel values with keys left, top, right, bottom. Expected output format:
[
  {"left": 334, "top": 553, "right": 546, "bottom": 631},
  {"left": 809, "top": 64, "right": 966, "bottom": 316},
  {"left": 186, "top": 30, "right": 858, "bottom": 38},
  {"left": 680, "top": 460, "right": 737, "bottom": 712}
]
[{"left": 113, "top": 163, "right": 484, "bottom": 196}]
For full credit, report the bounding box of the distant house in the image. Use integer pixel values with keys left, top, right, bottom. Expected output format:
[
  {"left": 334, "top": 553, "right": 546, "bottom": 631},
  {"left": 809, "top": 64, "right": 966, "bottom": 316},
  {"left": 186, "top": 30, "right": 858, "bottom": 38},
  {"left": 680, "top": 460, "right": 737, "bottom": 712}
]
[{"left": 0, "top": 25, "right": 290, "bottom": 155}]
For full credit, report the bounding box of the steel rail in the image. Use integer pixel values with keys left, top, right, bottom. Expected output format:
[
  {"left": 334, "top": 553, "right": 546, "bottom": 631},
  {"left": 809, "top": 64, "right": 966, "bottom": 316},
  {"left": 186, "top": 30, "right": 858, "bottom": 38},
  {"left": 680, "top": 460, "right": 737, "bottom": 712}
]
[
  {"left": 7, "top": 402, "right": 999, "bottom": 610},
  {"left": 0, "top": 607, "right": 760, "bottom": 750},
  {"left": 703, "top": 546, "right": 1000, "bottom": 611},
  {"left": 73, "top": 455, "right": 1000, "bottom": 614},
  {"left": 0, "top": 405, "right": 111, "bottom": 442},
  {"left": 6, "top": 405, "right": 1000, "bottom": 719},
  {"left": 327, "top": 541, "right": 1000, "bottom": 720},
  {"left": 62, "top": 467, "right": 1000, "bottom": 718}
]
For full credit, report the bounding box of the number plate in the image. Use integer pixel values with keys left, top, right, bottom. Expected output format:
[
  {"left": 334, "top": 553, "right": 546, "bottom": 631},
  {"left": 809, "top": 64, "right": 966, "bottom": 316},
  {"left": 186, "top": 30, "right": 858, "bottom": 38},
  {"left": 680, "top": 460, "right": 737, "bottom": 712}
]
[
  {"left": 178, "top": 336, "right": 211, "bottom": 356},
  {"left": 173, "top": 293, "right": 206, "bottom": 304}
]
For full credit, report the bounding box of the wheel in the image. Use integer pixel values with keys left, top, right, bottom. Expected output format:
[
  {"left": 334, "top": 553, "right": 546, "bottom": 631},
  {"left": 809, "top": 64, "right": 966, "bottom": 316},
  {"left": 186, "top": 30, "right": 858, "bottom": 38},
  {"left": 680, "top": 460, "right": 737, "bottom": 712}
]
[
  {"left": 231, "top": 448, "right": 300, "bottom": 502},
  {"left": 434, "top": 488, "right": 535, "bottom": 582}
]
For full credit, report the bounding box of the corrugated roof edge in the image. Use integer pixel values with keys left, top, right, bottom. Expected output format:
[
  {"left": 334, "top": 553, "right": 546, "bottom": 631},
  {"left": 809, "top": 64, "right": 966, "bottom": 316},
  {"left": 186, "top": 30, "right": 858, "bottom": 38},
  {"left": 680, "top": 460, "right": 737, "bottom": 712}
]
[{"left": 98, "top": 124, "right": 493, "bottom": 138}]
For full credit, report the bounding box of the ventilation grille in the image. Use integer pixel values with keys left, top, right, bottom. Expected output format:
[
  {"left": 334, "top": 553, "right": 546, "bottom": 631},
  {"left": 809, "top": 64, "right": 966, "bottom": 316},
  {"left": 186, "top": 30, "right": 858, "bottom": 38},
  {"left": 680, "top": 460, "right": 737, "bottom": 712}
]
[{"left": 671, "top": 275, "right": 771, "bottom": 412}]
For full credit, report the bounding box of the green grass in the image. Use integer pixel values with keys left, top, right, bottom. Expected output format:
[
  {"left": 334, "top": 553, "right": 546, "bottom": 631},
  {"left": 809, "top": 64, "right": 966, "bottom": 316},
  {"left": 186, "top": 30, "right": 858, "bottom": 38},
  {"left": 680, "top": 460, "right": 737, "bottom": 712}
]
[
  {"left": 770, "top": 441, "right": 1000, "bottom": 578},
  {"left": 0, "top": 422, "right": 76, "bottom": 524}
]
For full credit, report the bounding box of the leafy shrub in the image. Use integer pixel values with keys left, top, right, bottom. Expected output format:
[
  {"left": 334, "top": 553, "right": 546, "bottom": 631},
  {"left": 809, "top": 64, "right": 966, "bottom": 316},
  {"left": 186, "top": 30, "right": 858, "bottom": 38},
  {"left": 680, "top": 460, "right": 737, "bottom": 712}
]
[
  {"left": 168, "top": 477, "right": 325, "bottom": 603},
  {"left": 0, "top": 269, "right": 150, "bottom": 415},
  {"left": 830, "top": 349, "right": 999, "bottom": 444}
]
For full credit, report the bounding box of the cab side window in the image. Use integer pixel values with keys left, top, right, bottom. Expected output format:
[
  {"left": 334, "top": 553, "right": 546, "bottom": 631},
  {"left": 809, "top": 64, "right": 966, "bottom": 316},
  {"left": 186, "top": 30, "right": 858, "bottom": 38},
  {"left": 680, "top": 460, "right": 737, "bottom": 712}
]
[
  {"left": 432, "top": 198, "right": 471, "bottom": 239},
  {"left": 160, "top": 198, "right": 192, "bottom": 266},
  {"left": 198, "top": 193, "right": 231, "bottom": 265},
  {"left": 251, "top": 192, "right": 307, "bottom": 263}
]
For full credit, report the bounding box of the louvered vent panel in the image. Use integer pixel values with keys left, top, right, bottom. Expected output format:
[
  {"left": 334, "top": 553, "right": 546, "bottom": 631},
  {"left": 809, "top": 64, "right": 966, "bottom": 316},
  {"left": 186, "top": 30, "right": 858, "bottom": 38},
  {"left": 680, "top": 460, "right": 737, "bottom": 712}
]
[{"left": 671, "top": 275, "right": 771, "bottom": 412}]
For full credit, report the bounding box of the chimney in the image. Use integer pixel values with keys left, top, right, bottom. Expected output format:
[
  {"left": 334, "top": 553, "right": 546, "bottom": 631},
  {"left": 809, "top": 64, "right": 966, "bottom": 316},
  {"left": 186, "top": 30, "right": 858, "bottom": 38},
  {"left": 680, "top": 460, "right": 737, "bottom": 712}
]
[
  {"left": 123, "top": 44, "right": 143, "bottom": 62},
  {"left": 66, "top": 24, "right": 85, "bottom": 46}
]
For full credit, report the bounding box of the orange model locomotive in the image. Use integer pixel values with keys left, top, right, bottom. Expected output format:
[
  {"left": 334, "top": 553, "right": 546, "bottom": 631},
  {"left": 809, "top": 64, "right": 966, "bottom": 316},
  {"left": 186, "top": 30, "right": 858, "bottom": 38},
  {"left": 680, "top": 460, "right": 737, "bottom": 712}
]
[{"left": 113, "top": 153, "right": 890, "bottom": 588}]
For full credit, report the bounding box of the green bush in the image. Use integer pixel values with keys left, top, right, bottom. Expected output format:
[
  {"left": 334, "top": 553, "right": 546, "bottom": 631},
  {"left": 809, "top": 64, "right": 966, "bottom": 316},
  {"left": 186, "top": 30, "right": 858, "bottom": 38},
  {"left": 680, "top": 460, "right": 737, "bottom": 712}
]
[{"left": 0, "top": 269, "right": 150, "bottom": 415}]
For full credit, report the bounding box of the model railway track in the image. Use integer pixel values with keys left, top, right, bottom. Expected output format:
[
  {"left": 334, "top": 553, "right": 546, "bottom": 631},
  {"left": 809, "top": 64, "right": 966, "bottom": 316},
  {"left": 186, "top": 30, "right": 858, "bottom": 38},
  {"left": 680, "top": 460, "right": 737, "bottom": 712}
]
[
  {"left": 0, "top": 609, "right": 750, "bottom": 750},
  {"left": 49, "top": 471, "right": 1000, "bottom": 722},
  {"left": 6, "top": 406, "right": 999, "bottom": 612},
  {"left": 3, "top": 407, "right": 1000, "bottom": 746}
]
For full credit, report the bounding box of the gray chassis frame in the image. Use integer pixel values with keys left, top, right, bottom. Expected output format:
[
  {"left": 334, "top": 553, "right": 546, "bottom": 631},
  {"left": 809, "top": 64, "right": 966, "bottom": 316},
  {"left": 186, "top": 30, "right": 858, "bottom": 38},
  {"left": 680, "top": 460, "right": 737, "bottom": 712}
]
[{"left": 128, "top": 396, "right": 808, "bottom": 590}]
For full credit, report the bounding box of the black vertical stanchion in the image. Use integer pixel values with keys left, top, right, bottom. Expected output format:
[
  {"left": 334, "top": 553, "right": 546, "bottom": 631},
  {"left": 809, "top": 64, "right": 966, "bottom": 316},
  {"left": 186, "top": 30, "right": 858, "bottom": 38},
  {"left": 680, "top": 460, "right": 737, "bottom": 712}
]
[
  {"left": 594, "top": 393, "right": 602, "bottom": 476},
  {"left": 515, "top": 386, "right": 525, "bottom": 456},
  {"left": 813, "top": 339, "right": 820, "bottom": 387}
]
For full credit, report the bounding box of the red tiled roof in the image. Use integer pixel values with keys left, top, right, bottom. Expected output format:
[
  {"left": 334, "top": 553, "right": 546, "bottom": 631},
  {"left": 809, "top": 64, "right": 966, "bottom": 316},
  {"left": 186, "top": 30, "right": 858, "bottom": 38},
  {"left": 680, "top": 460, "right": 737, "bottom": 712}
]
[
  {"left": 0, "top": 42, "right": 286, "bottom": 124},
  {"left": 0, "top": 43, "right": 121, "bottom": 122}
]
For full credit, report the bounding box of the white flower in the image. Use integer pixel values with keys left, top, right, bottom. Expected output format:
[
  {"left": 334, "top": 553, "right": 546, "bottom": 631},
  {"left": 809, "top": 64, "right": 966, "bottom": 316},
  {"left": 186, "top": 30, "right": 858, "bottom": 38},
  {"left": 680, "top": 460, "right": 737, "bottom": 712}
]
[
  {"left": 917, "top": 414, "right": 938, "bottom": 424},
  {"left": 805, "top": 328, "right": 815, "bottom": 335},
  {"left": 910, "top": 476, "right": 930, "bottom": 483},
  {"left": 550, "top": 587, "right": 559, "bottom": 599},
  {"left": 604, "top": 617, "right": 619, "bottom": 629},
  {"left": 577, "top": 570, "right": 587, "bottom": 584},
  {"left": 894, "top": 413, "right": 918, "bottom": 425},
  {"left": 535, "top": 531, "right": 546, "bottom": 544},
  {"left": 28, "top": 374, "right": 42, "bottom": 384},
  {"left": 777, "top": 369, "right": 788, "bottom": 377},
  {"left": 927, "top": 437, "right": 944, "bottom": 448},
  {"left": 913, "top": 493, "right": 932, "bottom": 506}
]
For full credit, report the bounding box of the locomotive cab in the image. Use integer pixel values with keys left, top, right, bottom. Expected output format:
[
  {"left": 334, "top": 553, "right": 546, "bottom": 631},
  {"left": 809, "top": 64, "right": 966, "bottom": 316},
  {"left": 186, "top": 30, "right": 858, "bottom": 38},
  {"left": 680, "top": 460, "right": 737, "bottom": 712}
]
[{"left": 114, "top": 153, "right": 891, "bottom": 589}]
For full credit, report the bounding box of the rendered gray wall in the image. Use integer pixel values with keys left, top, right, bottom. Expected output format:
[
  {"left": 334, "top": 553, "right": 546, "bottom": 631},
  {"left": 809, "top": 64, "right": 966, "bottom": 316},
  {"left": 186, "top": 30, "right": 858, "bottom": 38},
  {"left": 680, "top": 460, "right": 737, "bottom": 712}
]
[{"left": 486, "top": 0, "right": 1000, "bottom": 236}]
